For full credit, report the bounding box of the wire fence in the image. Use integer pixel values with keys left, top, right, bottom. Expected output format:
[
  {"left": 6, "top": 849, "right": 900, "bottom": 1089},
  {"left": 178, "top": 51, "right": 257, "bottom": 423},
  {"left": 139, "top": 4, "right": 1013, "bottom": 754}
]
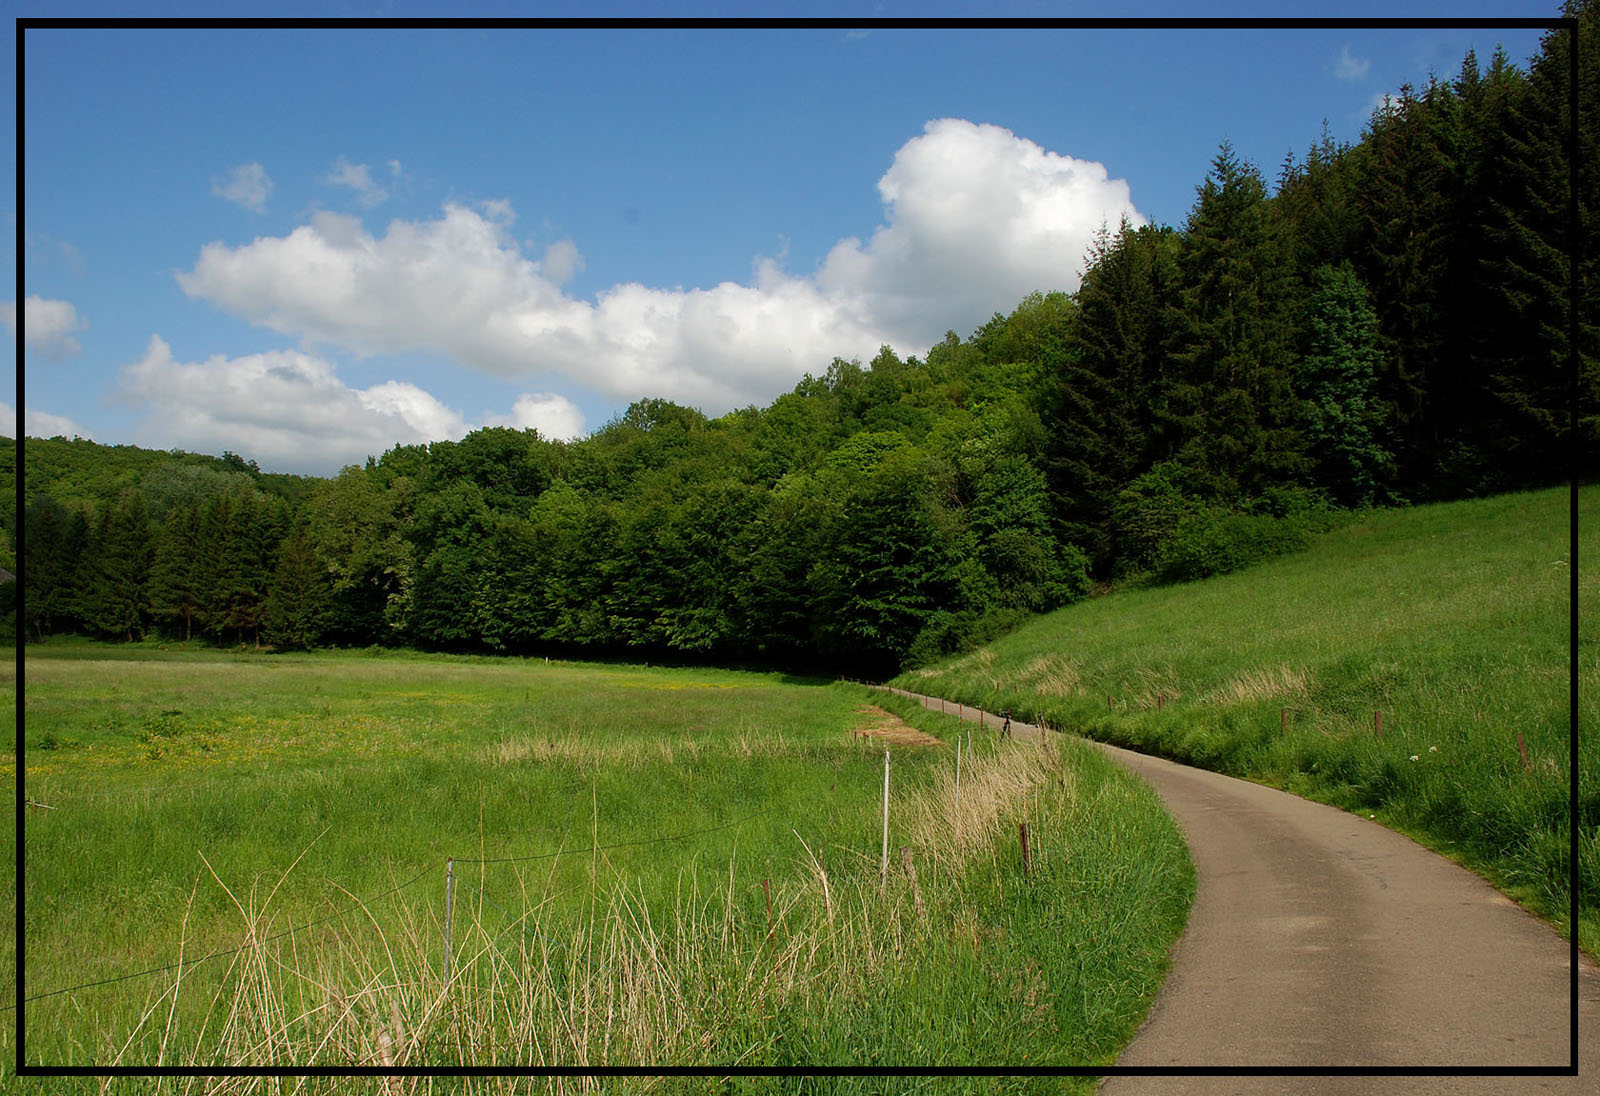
[
  {"left": 14, "top": 680, "right": 1013, "bottom": 1025},
  {"left": 10, "top": 809, "right": 773, "bottom": 1013}
]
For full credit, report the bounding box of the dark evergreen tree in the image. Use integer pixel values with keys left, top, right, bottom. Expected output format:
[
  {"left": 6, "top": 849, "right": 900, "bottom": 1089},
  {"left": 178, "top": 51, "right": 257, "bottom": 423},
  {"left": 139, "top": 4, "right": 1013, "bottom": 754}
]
[
  {"left": 22, "top": 494, "right": 86, "bottom": 642},
  {"left": 79, "top": 491, "right": 153, "bottom": 641},
  {"left": 1356, "top": 80, "right": 1470, "bottom": 496},
  {"left": 149, "top": 500, "right": 205, "bottom": 641},
  {"left": 200, "top": 489, "right": 278, "bottom": 646},
  {"left": 263, "top": 520, "right": 331, "bottom": 649},
  {"left": 1274, "top": 122, "right": 1363, "bottom": 278},
  {"left": 1170, "top": 144, "right": 1307, "bottom": 499},
  {"left": 1479, "top": 4, "right": 1600, "bottom": 484},
  {"left": 1046, "top": 220, "right": 1183, "bottom": 565}
]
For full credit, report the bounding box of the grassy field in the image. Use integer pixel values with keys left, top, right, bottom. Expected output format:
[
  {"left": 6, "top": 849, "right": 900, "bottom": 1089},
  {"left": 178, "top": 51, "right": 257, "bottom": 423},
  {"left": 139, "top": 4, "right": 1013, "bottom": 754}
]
[
  {"left": 4, "top": 642, "right": 1193, "bottom": 1091},
  {"left": 893, "top": 484, "right": 1595, "bottom": 955}
]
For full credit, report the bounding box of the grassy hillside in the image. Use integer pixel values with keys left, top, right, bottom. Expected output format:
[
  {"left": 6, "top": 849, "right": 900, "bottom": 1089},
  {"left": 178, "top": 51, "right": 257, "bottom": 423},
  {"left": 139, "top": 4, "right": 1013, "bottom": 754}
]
[
  {"left": 7, "top": 643, "right": 1192, "bottom": 1087},
  {"left": 893, "top": 485, "right": 1595, "bottom": 954}
]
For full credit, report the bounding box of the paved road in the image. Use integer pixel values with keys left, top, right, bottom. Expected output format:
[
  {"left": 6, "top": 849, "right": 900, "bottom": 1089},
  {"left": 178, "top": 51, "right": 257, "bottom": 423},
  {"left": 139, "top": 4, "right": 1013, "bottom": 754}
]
[{"left": 876, "top": 686, "right": 1600, "bottom": 1094}]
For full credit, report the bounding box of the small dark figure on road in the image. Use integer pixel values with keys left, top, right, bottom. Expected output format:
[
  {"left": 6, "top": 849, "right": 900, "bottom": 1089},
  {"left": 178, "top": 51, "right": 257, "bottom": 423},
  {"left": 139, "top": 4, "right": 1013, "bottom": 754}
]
[{"left": 1001, "top": 710, "right": 1012, "bottom": 740}]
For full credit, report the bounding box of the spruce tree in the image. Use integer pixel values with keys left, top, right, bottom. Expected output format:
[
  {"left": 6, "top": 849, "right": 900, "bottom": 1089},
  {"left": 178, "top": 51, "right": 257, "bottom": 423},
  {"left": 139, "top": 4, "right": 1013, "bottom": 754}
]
[
  {"left": 1170, "top": 144, "right": 1306, "bottom": 500},
  {"left": 79, "top": 491, "right": 153, "bottom": 641},
  {"left": 149, "top": 501, "right": 204, "bottom": 641},
  {"left": 263, "top": 521, "right": 330, "bottom": 649},
  {"left": 1046, "top": 219, "right": 1183, "bottom": 566}
]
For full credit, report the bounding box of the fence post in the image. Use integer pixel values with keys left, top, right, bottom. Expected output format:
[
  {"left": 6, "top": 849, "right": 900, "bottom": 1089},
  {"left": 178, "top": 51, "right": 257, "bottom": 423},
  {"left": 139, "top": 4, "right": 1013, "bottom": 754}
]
[
  {"left": 1517, "top": 732, "right": 1529, "bottom": 771},
  {"left": 443, "top": 857, "right": 456, "bottom": 985},
  {"left": 1281, "top": 708, "right": 1288, "bottom": 734},
  {"left": 880, "top": 748, "right": 891, "bottom": 888},
  {"left": 955, "top": 736, "right": 962, "bottom": 806},
  {"left": 1019, "top": 822, "right": 1032, "bottom": 876}
]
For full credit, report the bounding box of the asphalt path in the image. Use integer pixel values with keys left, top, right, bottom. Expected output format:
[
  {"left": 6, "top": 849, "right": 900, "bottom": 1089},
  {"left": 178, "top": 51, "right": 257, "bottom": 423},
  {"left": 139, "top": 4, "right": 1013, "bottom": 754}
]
[{"left": 874, "top": 686, "right": 1600, "bottom": 1094}]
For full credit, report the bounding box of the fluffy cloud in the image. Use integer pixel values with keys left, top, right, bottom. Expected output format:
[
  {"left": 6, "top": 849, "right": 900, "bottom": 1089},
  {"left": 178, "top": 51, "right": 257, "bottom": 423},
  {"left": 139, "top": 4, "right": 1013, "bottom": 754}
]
[
  {"left": 118, "top": 335, "right": 468, "bottom": 473},
  {"left": 115, "top": 335, "right": 584, "bottom": 473},
  {"left": 212, "top": 162, "right": 273, "bottom": 212},
  {"left": 816, "top": 118, "right": 1144, "bottom": 339},
  {"left": 483, "top": 393, "right": 587, "bottom": 440},
  {"left": 177, "top": 119, "right": 1144, "bottom": 414},
  {"left": 7, "top": 295, "right": 87, "bottom": 359},
  {"left": 1337, "top": 45, "right": 1372, "bottom": 82},
  {"left": 327, "top": 156, "right": 389, "bottom": 207},
  {"left": 0, "top": 402, "right": 91, "bottom": 440}
]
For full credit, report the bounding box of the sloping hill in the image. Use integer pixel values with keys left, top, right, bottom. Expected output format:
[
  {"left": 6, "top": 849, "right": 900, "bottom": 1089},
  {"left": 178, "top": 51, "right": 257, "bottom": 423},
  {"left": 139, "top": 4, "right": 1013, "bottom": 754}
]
[{"left": 892, "top": 485, "right": 1596, "bottom": 952}]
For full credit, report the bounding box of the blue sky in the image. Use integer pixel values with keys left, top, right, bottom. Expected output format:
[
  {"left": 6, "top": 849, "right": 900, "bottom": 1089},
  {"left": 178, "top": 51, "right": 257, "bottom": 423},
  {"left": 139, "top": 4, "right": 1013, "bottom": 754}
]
[{"left": 9, "top": 5, "right": 1559, "bottom": 475}]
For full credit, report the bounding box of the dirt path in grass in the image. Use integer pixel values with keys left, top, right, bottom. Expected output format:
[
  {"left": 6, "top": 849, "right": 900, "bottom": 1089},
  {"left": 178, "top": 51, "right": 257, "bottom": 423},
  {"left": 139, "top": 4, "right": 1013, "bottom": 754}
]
[{"left": 876, "top": 685, "right": 1600, "bottom": 1094}]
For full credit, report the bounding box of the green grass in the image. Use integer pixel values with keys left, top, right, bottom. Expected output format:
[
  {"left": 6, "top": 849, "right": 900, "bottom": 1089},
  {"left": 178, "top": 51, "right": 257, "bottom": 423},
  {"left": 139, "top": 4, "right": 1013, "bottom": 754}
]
[
  {"left": 4, "top": 642, "right": 1193, "bottom": 1092},
  {"left": 893, "top": 484, "right": 1595, "bottom": 956}
]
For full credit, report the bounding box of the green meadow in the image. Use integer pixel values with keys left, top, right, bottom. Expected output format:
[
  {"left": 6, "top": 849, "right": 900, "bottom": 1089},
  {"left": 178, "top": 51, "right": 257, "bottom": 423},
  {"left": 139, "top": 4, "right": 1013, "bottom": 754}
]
[
  {"left": 895, "top": 484, "right": 1595, "bottom": 955},
  {"left": 4, "top": 644, "right": 1192, "bottom": 1091}
]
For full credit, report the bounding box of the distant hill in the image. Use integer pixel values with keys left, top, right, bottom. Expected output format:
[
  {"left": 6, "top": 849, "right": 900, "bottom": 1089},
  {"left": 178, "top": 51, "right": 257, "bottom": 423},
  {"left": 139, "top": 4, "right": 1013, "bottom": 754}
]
[{"left": 1, "top": 435, "right": 320, "bottom": 510}]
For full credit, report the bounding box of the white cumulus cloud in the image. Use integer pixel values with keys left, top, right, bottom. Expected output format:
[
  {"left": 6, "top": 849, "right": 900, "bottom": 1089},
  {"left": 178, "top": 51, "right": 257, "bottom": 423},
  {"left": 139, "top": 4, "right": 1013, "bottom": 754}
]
[
  {"left": 483, "top": 392, "right": 587, "bottom": 440},
  {"left": 117, "top": 335, "right": 472, "bottom": 473},
  {"left": 176, "top": 119, "right": 1144, "bottom": 415},
  {"left": 0, "top": 402, "right": 91, "bottom": 440},
  {"left": 1337, "top": 45, "right": 1372, "bottom": 82},
  {"left": 212, "top": 162, "right": 273, "bottom": 212},
  {"left": 7, "top": 295, "right": 87, "bottom": 359},
  {"left": 817, "top": 118, "right": 1144, "bottom": 340},
  {"left": 115, "top": 336, "right": 583, "bottom": 474},
  {"left": 326, "top": 156, "right": 389, "bottom": 208}
]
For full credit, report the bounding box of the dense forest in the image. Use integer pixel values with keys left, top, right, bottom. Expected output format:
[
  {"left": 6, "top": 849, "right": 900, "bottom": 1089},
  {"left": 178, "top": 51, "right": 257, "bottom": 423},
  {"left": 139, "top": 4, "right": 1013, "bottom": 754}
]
[{"left": 9, "top": 11, "right": 1597, "bottom": 676}]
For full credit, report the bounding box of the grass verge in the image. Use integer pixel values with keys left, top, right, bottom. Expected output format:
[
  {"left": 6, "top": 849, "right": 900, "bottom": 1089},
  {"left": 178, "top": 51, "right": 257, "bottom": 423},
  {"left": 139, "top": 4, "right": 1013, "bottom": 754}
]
[{"left": 893, "top": 484, "right": 1595, "bottom": 957}]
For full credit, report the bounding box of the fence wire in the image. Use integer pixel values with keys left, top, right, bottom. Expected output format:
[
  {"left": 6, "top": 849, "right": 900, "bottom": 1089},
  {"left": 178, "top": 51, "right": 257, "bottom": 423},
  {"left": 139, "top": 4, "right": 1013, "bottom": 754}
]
[{"left": 14, "top": 809, "right": 769, "bottom": 1011}]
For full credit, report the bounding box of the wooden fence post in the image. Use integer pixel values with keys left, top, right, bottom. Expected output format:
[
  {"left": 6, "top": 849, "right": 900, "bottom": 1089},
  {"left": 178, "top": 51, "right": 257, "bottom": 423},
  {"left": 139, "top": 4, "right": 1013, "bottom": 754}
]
[{"left": 1019, "top": 822, "right": 1032, "bottom": 876}]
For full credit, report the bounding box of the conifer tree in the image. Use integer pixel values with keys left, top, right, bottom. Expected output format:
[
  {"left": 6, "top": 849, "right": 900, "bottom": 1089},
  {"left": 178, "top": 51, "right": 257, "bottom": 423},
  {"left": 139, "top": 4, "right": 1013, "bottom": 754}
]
[
  {"left": 1169, "top": 144, "right": 1306, "bottom": 500},
  {"left": 263, "top": 521, "right": 331, "bottom": 649},
  {"left": 79, "top": 491, "right": 152, "bottom": 641},
  {"left": 149, "top": 501, "right": 205, "bottom": 641},
  {"left": 1046, "top": 219, "right": 1182, "bottom": 565}
]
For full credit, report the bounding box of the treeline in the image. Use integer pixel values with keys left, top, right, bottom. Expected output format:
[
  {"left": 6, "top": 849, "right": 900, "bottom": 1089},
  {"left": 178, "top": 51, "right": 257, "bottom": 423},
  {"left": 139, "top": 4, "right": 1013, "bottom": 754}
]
[{"left": 11, "top": 12, "right": 1597, "bottom": 674}]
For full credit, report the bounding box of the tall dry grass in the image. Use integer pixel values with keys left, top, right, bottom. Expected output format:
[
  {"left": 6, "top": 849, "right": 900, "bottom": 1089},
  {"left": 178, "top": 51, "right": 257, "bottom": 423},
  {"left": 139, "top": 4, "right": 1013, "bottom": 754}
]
[{"left": 56, "top": 737, "right": 1077, "bottom": 1087}]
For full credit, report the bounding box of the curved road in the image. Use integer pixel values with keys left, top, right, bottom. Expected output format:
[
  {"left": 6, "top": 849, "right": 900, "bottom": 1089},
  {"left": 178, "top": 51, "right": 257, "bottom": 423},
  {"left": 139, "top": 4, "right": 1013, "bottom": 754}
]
[{"left": 876, "top": 686, "right": 1600, "bottom": 1093}]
